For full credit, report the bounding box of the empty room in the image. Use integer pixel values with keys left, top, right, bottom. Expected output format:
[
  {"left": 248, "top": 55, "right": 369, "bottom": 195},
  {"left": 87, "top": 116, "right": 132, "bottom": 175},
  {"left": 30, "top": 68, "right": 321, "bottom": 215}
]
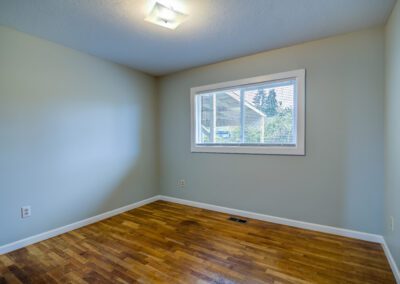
[{"left": 1, "top": 0, "right": 400, "bottom": 283}]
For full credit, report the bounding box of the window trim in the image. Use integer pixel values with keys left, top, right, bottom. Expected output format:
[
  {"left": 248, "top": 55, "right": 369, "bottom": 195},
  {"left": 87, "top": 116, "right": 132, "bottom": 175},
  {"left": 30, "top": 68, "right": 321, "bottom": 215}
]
[{"left": 190, "top": 69, "right": 305, "bottom": 155}]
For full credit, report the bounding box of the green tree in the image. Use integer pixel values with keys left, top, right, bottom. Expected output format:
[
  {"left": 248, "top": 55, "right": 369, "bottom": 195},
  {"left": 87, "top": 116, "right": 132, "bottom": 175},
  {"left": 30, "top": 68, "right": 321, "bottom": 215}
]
[
  {"left": 264, "top": 107, "right": 293, "bottom": 144},
  {"left": 253, "top": 88, "right": 278, "bottom": 117},
  {"left": 265, "top": 89, "right": 278, "bottom": 117},
  {"left": 253, "top": 88, "right": 265, "bottom": 109}
]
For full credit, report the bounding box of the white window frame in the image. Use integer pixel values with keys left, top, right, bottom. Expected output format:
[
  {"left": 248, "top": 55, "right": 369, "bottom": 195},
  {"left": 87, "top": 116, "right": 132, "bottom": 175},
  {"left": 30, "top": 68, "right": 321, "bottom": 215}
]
[{"left": 190, "top": 69, "right": 305, "bottom": 155}]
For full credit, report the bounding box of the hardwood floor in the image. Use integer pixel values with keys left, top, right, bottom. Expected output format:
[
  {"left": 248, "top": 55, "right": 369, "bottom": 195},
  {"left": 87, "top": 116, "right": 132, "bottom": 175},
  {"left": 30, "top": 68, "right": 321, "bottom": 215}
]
[{"left": 0, "top": 200, "right": 395, "bottom": 283}]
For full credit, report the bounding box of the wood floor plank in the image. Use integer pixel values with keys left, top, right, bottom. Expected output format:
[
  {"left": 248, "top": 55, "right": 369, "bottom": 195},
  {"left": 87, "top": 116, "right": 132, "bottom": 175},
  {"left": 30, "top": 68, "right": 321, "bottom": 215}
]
[{"left": 0, "top": 200, "right": 396, "bottom": 283}]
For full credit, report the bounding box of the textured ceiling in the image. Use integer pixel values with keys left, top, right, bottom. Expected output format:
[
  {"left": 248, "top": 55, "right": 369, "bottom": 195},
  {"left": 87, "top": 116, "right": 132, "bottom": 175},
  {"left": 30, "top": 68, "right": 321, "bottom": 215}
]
[{"left": 0, "top": 0, "right": 396, "bottom": 75}]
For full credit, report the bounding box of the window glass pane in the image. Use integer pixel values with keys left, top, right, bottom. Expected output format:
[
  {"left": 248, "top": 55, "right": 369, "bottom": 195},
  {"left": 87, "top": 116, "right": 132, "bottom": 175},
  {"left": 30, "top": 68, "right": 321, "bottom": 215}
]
[
  {"left": 197, "top": 91, "right": 241, "bottom": 144},
  {"left": 198, "top": 94, "right": 212, "bottom": 143},
  {"left": 195, "top": 78, "right": 297, "bottom": 146},
  {"left": 215, "top": 91, "right": 241, "bottom": 144},
  {"left": 243, "top": 80, "right": 296, "bottom": 145}
]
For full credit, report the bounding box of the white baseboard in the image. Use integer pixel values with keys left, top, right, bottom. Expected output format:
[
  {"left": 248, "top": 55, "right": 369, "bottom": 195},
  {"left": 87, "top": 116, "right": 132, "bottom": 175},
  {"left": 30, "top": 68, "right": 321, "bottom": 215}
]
[
  {"left": 159, "top": 195, "right": 383, "bottom": 244},
  {"left": 382, "top": 239, "right": 400, "bottom": 283},
  {"left": 0, "top": 195, "right": 160, "bottom": 255}
]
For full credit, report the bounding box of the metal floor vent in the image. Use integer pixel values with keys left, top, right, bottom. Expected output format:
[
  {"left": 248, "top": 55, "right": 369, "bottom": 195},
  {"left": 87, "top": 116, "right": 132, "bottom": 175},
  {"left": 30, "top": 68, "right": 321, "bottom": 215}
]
[{"left": 228, "top": 216, "right": 247, "bottom": 224}]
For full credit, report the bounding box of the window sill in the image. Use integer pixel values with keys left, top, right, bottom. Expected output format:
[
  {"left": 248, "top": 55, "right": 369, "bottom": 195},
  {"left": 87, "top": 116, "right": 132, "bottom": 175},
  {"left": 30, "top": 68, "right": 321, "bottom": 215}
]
[{"left": 191, "top": 145, "right": 305, "bottom": 155}]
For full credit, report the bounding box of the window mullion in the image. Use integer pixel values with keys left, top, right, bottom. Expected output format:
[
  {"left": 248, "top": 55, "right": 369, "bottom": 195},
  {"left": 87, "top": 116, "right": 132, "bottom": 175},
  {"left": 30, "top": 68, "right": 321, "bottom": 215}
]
[
  {"left": 210, "top": 93, "right": 216, "bottom": 143},
  {"left": 196, "top": 96, "right": 202, "bottom": 143},
  {"left": 240, "top": 90, "right": 245, "bottom": 143}
]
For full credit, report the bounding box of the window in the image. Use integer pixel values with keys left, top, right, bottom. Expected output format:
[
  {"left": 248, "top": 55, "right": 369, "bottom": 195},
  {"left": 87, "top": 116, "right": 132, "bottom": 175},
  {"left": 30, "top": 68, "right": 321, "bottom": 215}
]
[{"left": 191, "top": 69, "right": 305, "bottom": 155}]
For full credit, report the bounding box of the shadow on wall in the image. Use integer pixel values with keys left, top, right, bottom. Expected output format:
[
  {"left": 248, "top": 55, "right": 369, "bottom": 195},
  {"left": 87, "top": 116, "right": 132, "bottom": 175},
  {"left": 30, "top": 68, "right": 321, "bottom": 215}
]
[
  {"left": 40, "top": 102, "right": 145, "bottom": 217},
  {"left": 0, "top": 98, "right": 155, "bottom": 245},
  {"left": 0, "top": 26, "right": 158, "bottom": 246}
]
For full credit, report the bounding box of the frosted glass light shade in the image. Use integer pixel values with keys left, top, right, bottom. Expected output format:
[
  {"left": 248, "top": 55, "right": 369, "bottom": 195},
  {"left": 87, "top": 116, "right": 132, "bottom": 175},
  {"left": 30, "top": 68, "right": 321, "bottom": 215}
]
[{"left": 145, "top": 2, "right": 188, "bottom": 30}]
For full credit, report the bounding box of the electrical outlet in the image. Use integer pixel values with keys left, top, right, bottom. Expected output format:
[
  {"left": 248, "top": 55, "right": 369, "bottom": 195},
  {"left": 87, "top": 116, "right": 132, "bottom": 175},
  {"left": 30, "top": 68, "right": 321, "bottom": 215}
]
[
  {"left": 21, "top": 206, "right": 31, "bottom": 218},
  {"left": 390, "top": 216, "right": 395, "bottom": 232},
  {"left": 177, "top": 179, "right": 186, "bottom": 189}
]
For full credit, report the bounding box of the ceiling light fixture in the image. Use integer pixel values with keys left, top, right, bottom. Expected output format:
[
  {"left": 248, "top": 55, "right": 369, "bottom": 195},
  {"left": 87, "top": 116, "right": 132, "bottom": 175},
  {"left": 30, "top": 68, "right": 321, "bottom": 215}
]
[{"left": 145, "top": 1, "right": 188, "bottom": 30}]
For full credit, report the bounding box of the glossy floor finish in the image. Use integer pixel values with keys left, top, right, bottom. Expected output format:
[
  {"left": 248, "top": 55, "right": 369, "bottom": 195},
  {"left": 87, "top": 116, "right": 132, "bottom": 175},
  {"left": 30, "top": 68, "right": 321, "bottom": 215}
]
[{"left": 0, "top": 201, "right": 396, "bottom": 283}]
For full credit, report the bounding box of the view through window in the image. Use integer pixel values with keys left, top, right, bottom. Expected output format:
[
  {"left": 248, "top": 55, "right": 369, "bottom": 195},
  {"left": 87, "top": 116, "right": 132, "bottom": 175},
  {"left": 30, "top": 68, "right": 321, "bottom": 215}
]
[
  {"left": 196, "top": 80, "right": 296, "bottom": 145},
  {"left": 191, "top": 69, "right": 305, "bottom": 155}
]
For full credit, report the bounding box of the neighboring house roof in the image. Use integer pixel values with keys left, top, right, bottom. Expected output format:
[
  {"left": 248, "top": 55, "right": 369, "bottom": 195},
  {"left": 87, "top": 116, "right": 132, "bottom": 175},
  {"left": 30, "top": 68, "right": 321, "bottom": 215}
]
[
  {"left": 201, "top": 84, "right": 295, "bottom": 129},
  {"left": 226, "top": 91, "right": 266, "bottom": 117}
]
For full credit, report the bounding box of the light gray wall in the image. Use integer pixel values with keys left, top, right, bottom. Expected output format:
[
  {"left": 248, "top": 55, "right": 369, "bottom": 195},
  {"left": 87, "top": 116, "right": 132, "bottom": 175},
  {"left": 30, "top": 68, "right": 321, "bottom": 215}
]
[
  {"left": 159, "top": 28, "right": 385, "bottom": 234},
  {"left": 0, "top": 26, "right": 158, "bottom": 246},
  {"left": 384, "top": 0, "right": 400, "bottom": 269}
]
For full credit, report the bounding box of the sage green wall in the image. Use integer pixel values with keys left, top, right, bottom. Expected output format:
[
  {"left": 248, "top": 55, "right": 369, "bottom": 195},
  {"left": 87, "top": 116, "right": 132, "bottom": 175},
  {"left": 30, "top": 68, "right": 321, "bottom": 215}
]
[
  {"left": 0, "top": 26, "right": 158, "bottom": 246},
  {"left": 384, "top": 0, "right": 400, "bottom": 269},
  {"left": 158, "top": 28, "right": 385, "bottom": 234}
]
